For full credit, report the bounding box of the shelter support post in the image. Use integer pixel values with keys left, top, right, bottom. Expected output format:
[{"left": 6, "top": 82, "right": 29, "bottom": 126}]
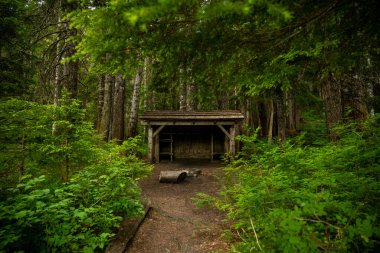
[
  {"left": 211, "top": 134, "right": 214, "bottom": 162},
  {"left": 154, "top": 134, "right": 159, "bottom": 163},
  {"left": 229, "top": 125, "right": 236, "bottom": 155},
  {"left": 148, "top": 126, "right": 153, "bottom": 163},
  {"left": 217, "top": 124, "right": 236, "bottom": 155}
]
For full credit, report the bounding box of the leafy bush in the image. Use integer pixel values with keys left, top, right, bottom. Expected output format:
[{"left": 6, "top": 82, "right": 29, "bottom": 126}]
[
  {"left": 216, "top": 116, "right": 380, "bottom": 252},
  {"left": 0, "top": 99, "right": 152, "bottom": 252},
  {"left": 0, "top": 98, "right": 105, "bottom": 186}
]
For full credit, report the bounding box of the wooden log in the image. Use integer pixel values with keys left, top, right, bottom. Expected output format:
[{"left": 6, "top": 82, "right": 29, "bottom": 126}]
[
  {"left": 159, "top": 171, "right": 187, "bottom": 183},
  {"left": 181, "top": 169, "right": 201, "bottom": 177},
  {"left": 105, "top": 202, "right": 151, "bottom": 253}
]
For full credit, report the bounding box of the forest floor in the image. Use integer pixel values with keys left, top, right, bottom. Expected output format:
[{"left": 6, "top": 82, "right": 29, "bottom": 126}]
[{"left": 125, "top": 160, "right": 231, "bottom": 253}]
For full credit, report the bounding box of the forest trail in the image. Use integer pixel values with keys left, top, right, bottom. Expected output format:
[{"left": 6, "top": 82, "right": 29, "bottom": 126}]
[{"left": 125, "top": 161, "right": 230, "bottom": 253}]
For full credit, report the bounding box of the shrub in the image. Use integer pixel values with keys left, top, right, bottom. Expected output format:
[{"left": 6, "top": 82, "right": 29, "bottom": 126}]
[
  {"left": 217, "top": 115, "right": 380, "bottom": 252},
  {"left": 0, "top": 99, "right": 152, "bottom": 252}
]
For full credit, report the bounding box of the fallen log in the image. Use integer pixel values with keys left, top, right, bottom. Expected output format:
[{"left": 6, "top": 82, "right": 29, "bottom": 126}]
[
  {"left": 181, "top": 168, "right": 201, "bottom": 177},
  {"left": 159, "top": 171, "right": 187, "bottom": 183},
  {"left": 105, "top": 201, "right": 151, "bottom": 253}
]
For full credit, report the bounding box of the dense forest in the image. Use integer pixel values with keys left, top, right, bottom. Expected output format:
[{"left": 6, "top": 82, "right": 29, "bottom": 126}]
[{"left": 1, "top": 0, "right": 379, "bottom": 252}]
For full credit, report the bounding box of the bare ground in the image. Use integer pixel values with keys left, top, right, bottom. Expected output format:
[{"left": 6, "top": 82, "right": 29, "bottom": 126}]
[{"left": 125, "top": 160, "right": 230, "bottom": 253}]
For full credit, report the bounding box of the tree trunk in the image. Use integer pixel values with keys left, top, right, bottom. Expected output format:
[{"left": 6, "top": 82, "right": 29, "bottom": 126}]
[
  {"left": 127, "top": 67, "right": 142, "bottom": 138},
  {"left": 258, "top": 102, "right": 266, "bottom": 136},
  {"left": 286, "top": 91, "right": 295, "bottom": 130},
  {"left": 186, "top": 82, "right": 197, "bottom": 111},
  {"left": 53, "top": 32, "right": 62, "bottom": 107},
  {"left": 321, "top": 73, "right": 342, "bottom": 141},
  {"left": 99, "top": 74, "right": 114, "bottom": 140},
  {"left": 240, "top": 97, "right": 248, "bottom": 134},
  {"left": 295, "top": 102, "right": 302, "bottom": 131},
  {"left": 276, "top": 89, "right": 286, "bottom": 142},
  {"left": 52, "top": 1, "right": 62, "bottom": 136},
  {"left": 367, "top": 81, "right": 375, "bottom": 115},
  {"left": 63, "top": 40, "right": 78, "bottom": 98},
  {"left": 111, "top": 75, "right": 125, "bottom": 142},
  {"left": 267, "top": 99, "right": 274, "bottom": 143},
  {"left": 151, "top": 91, "right": 157, "bottom": 110},
  {"left": 341, "top": 73, "right": 369, "bottom": 120},
  {"left": 142, "top": 57, "right": 151, "bottom": 111},
  {"left": 178, "top": 67, "right": 187, "bottom": 111},
  {"left": 96, "top": 75, "right": 105, "bottom": 132},
  {"left": 217, "top": 84, "right": 229, "bottom": 110},
  {"left": 179, "top": 85, "right": 187, "bottom": 111}
]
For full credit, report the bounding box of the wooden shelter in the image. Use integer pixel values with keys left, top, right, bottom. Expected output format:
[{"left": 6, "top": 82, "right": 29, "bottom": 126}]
[{"left": 140, "top": 111, "right": 244, "bottom": 163}]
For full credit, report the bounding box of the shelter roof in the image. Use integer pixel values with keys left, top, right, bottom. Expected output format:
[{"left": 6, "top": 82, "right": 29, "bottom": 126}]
[{"left": 140, "top": 110, "right": 244, "bottom": 122}]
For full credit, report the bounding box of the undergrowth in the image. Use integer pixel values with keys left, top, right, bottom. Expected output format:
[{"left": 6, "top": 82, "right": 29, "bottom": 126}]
[
  {"left": 196, "top": 115, "right": 380, "bottom": 252},
  {"left": 0, "top": 99, "right": 152, "bottom": 252}
]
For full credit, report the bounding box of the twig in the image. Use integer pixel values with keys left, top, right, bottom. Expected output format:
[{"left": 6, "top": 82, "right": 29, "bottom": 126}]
[
  {"left": 296, "top": 217, "right": 341, "bottom": 230},
  {"left": 237, "top": 229, "right": 247, "bottom": 243},
  {"left": 250, "top": 217, "right": 263, "bottom": 251}
]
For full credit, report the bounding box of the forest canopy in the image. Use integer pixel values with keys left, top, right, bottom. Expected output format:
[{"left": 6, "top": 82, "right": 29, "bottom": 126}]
[{"left": 1, "top": 0, "right": 379, "bottom": 252}]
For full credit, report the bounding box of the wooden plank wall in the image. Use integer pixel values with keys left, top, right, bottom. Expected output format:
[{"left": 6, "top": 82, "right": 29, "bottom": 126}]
[
  {"left": 174, "top": 133, "right": 210, "bottom": 159},
  {"left": 159, "top": 126, "right": 225, "bottom": 160}
]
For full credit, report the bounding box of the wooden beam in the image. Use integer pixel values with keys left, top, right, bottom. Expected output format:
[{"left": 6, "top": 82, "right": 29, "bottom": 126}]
[
  {"left": 148, "top": 127, "right": 153, "bottom": 163},
  {"left": 141, "top": 121, "right": 237, "bottom": 126},
  {"left": 153, "top": 125, "right": 165, "bottom": 137},
  {"left": 217, "top": 124, "right": 231, "bottom": 139}
]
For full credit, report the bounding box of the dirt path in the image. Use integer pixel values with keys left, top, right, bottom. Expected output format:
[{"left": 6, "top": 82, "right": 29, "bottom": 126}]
[{"left": 126, "top": 161, "right": 230, "bottom": 253}]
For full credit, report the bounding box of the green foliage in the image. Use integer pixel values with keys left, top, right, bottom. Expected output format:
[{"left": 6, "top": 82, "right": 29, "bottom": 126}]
[
  {"left": 0, "top": 98, "right": 152, "bottom": 252},
  {"left": 192, "top": 192, "right": 217, "bottom": 208},
  {"left": 217, "top": 116, "right": 380, "bottom": 252},
  {"left": 0, "top": 165, "right": 145, "bottom": 252},
  {"left": 0, "top": 0, "right": 37, "bottom": 98},
  {"left": 122, "top": 135, "right": 148, "bottom": 159},
  {"left": 0, "top": 98, "right": 101, "bottom": 185}
]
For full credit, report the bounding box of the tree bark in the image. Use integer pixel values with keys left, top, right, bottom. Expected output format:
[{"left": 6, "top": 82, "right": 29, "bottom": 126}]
[
  {"left": 98, "top": 74, "right": 114, "bottom": 140},
  {"left": 321, "top": 73, "right": 342, "bottom": 141},
  {"left": 286, "top": 91, "right": 295, "bottom": 130},
  {"left": 217, "top": 84, "right": 229, "bottom": 110},
  {"left": 240, "top": 97, "right": 248, "bottom": 134},
  {"left": 276, "top": 89, "right": 286, "bottom": 142},
  {"left": 159, "top": 171, "right": 187, "bottom": 183},
  {"left": 127, "top": 66, "right": 142, "bottom": 138},
  {"left": 267, "top": 99, "right": 274, "bottom": 143},
  {"left": 111, "top": 75, "right": 125, "bottom": 142},
  {"left": 52, "top": 0, "right": 62, "bottom": 136},
  {"left": 179, "top": 84, "right": 187, "bottom": 111},
  {"left": 142, "top": 57, "right": 152, "bottom": 111},
  {"left": 258, "top": 102, "right": 266, "bottom": 136},
  {"left": 53, "top": 29, "right": 62, "bottom": 106},
  {"left": 367, "top": 81, "right": 375, "bottom": 115},
  {"left": 63, "top": 38, "right": 78, "bottom": 98},
  {"left": 96, "top": 75, "right": 105, "bottom": 132},
  {"left": 179, "top": 67, "right": 187, "bottom": 111},
  {"left": 341, "top": 73, "right": 369, "bottom": 120},
  {"left": 186, "top": 82, "right": 197, "bottom": 111}
]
